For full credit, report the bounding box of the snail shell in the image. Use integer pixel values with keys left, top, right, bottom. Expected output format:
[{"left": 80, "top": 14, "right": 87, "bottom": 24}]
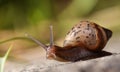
[{"left": 64, "top": 21, "right": 112, "bottom": 51}]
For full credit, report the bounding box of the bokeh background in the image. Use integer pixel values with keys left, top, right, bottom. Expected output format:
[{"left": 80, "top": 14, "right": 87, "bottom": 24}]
[{"left": 0, "top": 0, "right": 120, "bottom": 71}]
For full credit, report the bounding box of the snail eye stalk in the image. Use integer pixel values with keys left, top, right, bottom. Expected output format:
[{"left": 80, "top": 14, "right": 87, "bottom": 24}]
[
  {"left": 50, "top": 25, "right": 54, "bottom": 47},
  {"left": 25, "top": 33, "right": 48, "bottom": 50}
]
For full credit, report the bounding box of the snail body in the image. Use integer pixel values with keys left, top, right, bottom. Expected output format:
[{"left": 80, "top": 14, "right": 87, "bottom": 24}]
[{"left": 26, "top": 21, "right": 112, "bottom": 62}]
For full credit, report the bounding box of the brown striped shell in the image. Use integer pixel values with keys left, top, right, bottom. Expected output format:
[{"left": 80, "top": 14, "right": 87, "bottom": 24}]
[{"left": 63, "top": 21, "right": 112, "bottom": 51}]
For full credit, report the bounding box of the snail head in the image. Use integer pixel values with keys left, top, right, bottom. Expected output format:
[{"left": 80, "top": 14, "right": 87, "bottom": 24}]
[{"left": 25, "top": 25, "right": 56, "bottom": 59}]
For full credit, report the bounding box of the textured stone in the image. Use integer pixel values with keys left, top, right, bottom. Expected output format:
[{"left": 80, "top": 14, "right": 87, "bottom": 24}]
[{"left": 17, "top": 53, "right": 120, "bottom": 72}]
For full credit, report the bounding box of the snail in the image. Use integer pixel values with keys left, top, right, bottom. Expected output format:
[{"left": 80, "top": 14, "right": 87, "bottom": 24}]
[{"left": 26, "top": 21, "right": 112, "bottom": 62}]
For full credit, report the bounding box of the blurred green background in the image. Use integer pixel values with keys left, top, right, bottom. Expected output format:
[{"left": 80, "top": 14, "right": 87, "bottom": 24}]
[{"left": 0, "top": 0, "right": 120, "bottom": 67}]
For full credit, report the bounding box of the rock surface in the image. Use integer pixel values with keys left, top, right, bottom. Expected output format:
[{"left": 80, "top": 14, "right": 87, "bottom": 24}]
[{"left": 10, "top": 53, "right": 120, "bottom": 72}]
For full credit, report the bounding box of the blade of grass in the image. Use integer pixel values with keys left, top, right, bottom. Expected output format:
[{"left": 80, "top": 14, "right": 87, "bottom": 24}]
[
  {"left": 0, "top": 44, "right": 13, "bottom": 72},
  {"left": 0, "top": 37, "right": 28, "bottom": 44}
]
